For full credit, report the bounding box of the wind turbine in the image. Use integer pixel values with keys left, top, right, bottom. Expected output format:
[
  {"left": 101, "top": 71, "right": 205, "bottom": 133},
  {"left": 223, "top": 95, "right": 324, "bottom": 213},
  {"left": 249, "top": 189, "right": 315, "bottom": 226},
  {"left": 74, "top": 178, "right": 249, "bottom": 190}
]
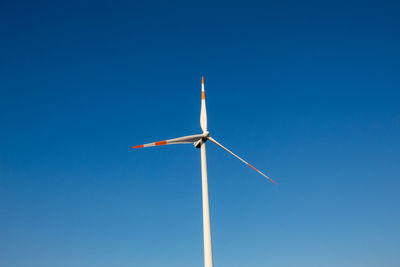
[{"left": 132, "top": 77, "right": 277, "bottom": 267}]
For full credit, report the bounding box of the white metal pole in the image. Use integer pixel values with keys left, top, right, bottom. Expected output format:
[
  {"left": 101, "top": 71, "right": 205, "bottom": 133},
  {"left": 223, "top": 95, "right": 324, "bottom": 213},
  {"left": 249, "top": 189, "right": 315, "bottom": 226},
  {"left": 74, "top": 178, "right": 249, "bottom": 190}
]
[{"left": 200, "top": 142, "right": 213, "bottom": 267}]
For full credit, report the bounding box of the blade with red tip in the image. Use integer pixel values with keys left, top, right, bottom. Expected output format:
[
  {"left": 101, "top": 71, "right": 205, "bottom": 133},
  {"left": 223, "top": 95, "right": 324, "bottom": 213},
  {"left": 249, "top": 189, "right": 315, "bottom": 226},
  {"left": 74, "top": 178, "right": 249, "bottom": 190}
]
[
  {"left": 208, "top": 137, "right": 277, "bottom": 185},
  {"left": 132, "top": 134, "right": 203, "bottom": 149},
  {"left": 200, "top": 76, "right": 207, "bottom": 132}
]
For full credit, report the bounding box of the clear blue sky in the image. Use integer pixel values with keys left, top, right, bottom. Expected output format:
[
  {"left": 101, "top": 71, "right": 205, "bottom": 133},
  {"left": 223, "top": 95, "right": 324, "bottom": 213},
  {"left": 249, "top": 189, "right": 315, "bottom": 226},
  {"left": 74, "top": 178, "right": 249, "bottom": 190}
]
[{"left": 1, "top": 1, "right": 399, "bottom": 266}]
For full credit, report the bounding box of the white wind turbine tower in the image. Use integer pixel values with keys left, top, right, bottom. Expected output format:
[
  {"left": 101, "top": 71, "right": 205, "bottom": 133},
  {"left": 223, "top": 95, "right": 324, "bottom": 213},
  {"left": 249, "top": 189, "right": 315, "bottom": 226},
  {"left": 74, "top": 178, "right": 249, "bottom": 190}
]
[{"left": 132, "top": 77, "right": 277, "bottom": 267}]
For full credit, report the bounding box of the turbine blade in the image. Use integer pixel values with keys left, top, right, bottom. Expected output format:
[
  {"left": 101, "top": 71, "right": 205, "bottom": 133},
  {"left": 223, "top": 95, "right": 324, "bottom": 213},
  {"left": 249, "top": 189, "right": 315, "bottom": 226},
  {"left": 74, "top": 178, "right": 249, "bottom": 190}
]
[
  {"left": 208, "top": 137, "right": 277, "bottom": 185},
  {"left": 132, "top": 134, "right": 203, "bottom": 149},
  {"left": 200, "top": 76, "right": 207, "bottom": 132}
]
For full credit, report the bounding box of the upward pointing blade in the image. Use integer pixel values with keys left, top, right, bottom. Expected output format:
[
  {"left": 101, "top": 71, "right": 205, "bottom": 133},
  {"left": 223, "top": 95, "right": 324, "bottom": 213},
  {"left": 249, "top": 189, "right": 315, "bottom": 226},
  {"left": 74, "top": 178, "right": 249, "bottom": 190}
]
[
  {"left": 200, "top": 76, "right": 207, "bottom": 132},
  {"left": 208, "top": 137, "right": 278, "bottom": 185}
]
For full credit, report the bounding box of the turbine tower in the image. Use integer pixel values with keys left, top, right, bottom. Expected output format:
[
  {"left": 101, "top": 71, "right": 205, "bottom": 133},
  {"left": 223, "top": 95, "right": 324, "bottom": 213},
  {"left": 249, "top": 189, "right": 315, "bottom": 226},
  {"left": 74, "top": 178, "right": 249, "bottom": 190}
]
[{"left": 132, "top": 77, "right": 277, "bottom": 267}]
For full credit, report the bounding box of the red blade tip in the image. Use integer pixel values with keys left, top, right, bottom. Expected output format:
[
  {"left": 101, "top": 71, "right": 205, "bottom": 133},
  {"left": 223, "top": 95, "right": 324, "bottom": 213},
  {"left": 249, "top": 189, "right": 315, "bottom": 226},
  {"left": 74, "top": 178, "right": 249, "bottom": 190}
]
[{"left": 269, "top": 178, "right": 278, "bottom": 185}]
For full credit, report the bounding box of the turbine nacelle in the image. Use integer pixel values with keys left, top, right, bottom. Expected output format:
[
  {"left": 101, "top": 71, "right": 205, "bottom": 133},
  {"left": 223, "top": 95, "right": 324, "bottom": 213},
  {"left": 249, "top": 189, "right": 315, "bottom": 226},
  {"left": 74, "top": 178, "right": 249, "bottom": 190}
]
[
  {"left": 194, "top": 139, "right": 204, "bottom": 148},
  {"left": 193, "top": 131, "right": 210, "bottom": 148}
]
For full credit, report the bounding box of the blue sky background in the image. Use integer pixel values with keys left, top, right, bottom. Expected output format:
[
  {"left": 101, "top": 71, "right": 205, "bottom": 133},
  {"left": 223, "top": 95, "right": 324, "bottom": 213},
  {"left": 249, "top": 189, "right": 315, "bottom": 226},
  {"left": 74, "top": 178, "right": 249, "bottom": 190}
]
[{"left": 1, "top": 1, "right": 400, "bottom": 266}]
